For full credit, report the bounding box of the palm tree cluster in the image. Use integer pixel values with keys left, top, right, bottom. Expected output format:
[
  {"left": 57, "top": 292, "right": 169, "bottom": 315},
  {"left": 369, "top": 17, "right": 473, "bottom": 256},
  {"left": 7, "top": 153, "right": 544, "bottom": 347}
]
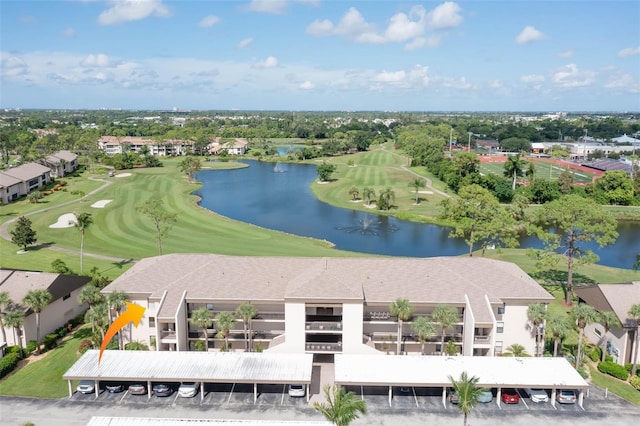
[
  {"left": 0, "top": 289, "right": 51, "bottom": 355},
  {"left": 189, "top": 303, "right": 258, "bottom": 352},
  {"left": 389, "top": 299, "right": 458, "bottom": 356}
]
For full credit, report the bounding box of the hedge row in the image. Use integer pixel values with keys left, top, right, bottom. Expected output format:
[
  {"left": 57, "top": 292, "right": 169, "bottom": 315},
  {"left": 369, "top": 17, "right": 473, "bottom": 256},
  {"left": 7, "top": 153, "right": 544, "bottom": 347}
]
[
  {"left": 598, "top": 361, "right": 629, "bottom": 380},
  {"left": 0, "top": 353, "right": 21, "bottom": 379}
]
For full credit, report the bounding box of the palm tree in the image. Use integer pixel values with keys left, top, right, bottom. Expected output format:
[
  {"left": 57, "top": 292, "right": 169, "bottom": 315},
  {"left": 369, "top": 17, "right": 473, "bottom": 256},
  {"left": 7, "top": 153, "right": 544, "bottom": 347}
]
[
  {"left": 628, "top": 303, "right": 640, "bottom": 376},
  {"left": 106, "top": 291, "right": 129, "bottom": 349},
  {"left": 598, "top": 311, "right": 620, "bottom": 362},
  {"left": 348, "top": 186, "right": 359, "bottom": 201},
  {"left": 189, "top": 307, "right": 213, "bottom": 351},
  {"left": 22, "top": 289, "right": 52, "bottom": 354},
  {"left": 432, "top": 304, "right": 458, "bottom": 356},
  {"left": 4, "top": 309, "right": 25, "bottom": 354},
  {"left": 0, "top": 291, "right": 12, "bottom": 344},
  {"left": 236, "top": 303, "right": 258, "bottom": 352},
  {"left": 503, "top": 154, "right": 526, "bottom": 190},
  {"left": 377, "top": 187, "right": 395, "bottom": 210},
  {"left": 545, "top": 312, "right": 571, "bottom": 357},
  {"left": 525, "top": 161, "right": 536, "bottom": 181},
  {"left": 215, "top": 311, "right": 236, "bottom": 352},
  {"left": 572, "top": 303, "right": 599, "bottom": 367},
  {"left": 503, "top": 343, "right": 529, "bottom": 357},
  {"left": 73, "top": 212, "right": 93, "bottom": 274},
  {"left": 409, "top": 178, "right": 425, "bottom": 204},
  {"left": 527, "top": 303, "right": 546, "bottom": 356},
  {"left": 313, "top": 384, "right": 367, "bottom": 426},
  {"left": 389, "top": 298, "right": 413, "bottom": 355},
  {"left": 85, "top": 301, "right": 109, "bottom": 346},
  {"left": 411, "top": 316, "right": 436, "bottom": 355},
  {"left": 448, "top": 371, "right": 482, "bottom": 426},
  {"left": 362, "top": 187, "right": 375, "bottom": 206}
]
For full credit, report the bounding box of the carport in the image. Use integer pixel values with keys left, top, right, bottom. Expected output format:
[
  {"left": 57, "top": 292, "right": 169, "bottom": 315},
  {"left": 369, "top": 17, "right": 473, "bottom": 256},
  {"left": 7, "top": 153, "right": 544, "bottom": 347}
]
[
  {"left": 334, "top": 354, "right": 589, "bottom": 409},
  {"left": 63, "top": 350, "right": 313, "bottom": 403}
]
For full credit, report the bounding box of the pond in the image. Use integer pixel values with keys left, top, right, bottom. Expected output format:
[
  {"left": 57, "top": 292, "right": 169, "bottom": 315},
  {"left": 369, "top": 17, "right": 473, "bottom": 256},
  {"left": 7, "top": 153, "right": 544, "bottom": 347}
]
[{"left": 195, "top": 160, "right": 640, "bottom": 270}]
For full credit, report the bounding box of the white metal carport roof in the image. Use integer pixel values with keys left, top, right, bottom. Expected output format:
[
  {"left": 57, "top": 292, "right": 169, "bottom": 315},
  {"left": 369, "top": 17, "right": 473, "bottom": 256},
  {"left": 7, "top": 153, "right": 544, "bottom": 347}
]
[
  {"left": 334, "top": 354, "right": 589, "bottom": 390},
  {"left": 64, "top": 350, "right": 313, "bottom": 384}
]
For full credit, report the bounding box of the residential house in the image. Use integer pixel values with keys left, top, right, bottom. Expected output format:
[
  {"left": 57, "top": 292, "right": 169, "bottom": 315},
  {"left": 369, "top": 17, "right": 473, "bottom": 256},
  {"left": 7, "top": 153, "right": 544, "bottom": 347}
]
[
  {"left": 0, "top": 163, "right": 51, "bottom": 204},
  {"left": 40, "top": 150, "right": 79, "bottom": 178},
  {"left": 0, "top": 269, "right": 91, "bottom": 347},
  {"left": 207, "top": 137, "right": 249, "bottom": 155},
  {"left": 575, "top": 282, "right": 640, "bottom": 365},
  {"left": 101, "top": 254, "right": 554, "bottom": 357}
]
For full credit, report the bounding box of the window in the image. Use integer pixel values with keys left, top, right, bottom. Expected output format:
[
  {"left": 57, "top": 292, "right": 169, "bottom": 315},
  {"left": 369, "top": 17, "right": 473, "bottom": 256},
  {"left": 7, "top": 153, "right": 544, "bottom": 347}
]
[
  {"left": 594, "top": 328, "right": 602, "bottom": 337},
  {"left": 62, "top": 293, "right": 71, "bottom": 301},
  {"left": 206, "top": 303, "right": 214, "bottom": 310},
  {"left": 495, "top": 341, "right": 503, "bottom": 355},
  {"left": 148, "top": 317, "right": 156, "bottom": 328},
  {"left": 496, "top": 322, "right": 504, "bottom": 333},
  {"left": 497, "top": 306, "right": 505, "bottom": 315}
]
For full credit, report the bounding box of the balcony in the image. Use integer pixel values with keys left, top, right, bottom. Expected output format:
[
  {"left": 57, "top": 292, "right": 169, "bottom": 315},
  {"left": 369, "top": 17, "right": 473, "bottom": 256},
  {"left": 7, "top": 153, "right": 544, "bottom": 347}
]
[
  {"left": 305, "top": 321, "right": 342, "bottom": 331},
  {"left": 474, "top": 335, "right": 492, "bottom": 344},
  {"left": 160, "top": 330, "right": 176, "bottom": 340},
  {"left": 305, "top": 342, "right": 342, "bottom": 352}
]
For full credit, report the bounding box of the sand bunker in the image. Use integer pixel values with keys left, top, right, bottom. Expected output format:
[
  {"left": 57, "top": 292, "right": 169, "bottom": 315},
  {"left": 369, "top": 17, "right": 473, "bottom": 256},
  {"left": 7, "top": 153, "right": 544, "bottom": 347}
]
[
  {"left": 115, "top": 173, "right": 132, "bottom": 178},
  {"left": 50, "top": 213, "right": 77, "bottom": 228},
  {"left": 91, "top": 200, "right": 112, "bottom": 208}
]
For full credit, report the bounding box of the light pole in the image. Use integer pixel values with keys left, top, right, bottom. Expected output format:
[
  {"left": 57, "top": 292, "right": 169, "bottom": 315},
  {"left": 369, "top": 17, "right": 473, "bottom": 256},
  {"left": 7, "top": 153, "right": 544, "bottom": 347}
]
[
  {"left": 583, "top": 129, "right": 588, "bottom": 162},
  {"left": 467, "top": 132, "right": 472, "bottom": 152}
]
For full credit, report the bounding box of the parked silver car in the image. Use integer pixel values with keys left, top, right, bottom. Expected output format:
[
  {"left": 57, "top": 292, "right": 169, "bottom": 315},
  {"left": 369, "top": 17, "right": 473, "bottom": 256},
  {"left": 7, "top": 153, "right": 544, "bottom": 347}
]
[
  {"left": 77, "top": 380, "right": 95, "bottom": 394},
  {"left": 556, "top": 389, "right": 576, "bottom": 404},
  {"left": 524, "top": 388, "right": 549, "bottom": 403},
  {"left": 178, "top": 382, "right": 199, "bottom": 398}
]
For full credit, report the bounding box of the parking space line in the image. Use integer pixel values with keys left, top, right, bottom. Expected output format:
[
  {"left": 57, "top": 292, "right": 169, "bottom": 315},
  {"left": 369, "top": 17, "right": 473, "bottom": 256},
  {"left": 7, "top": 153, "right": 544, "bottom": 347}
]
[
  {"left": 119, "top": 391, "right": 129, "bottom": 403},
  {"left": 227, "top": 383, "right": 236, "bottom": 405},
  {"left": 280, "top": 384, "right": 286, "bottom": 405},
  {"left": 519, "top": 390, "right": 529, "bottom": 410},
  {"left": 412, "top": 387, "right": 418, "bottom": 408}
]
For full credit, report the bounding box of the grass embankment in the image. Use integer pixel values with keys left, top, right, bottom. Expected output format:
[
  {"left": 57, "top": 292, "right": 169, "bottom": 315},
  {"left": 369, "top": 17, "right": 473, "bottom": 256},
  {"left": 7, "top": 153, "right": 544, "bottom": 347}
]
[
  {"left": 588, "top": 365, "right": 640, "bottom": 406},
  {"left": 0, "top": 327, "right": 90, "bottom": 398}
]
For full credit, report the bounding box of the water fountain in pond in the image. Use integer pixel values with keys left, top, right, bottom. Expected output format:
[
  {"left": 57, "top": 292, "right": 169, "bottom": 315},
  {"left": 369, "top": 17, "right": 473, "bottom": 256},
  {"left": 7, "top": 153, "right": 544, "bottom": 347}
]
[
  {"left": 336, "top": 214, "right": 398, "bottom": 236},
  {"left": 273, "top": 162, "right": 286, "bottom": 173}
]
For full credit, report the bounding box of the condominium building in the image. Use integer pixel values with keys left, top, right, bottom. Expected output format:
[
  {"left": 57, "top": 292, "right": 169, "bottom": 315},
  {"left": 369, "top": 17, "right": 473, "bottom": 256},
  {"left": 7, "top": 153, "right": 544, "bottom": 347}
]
[{"left": 101, "top": 254, "right": 554, "bottom": 357}]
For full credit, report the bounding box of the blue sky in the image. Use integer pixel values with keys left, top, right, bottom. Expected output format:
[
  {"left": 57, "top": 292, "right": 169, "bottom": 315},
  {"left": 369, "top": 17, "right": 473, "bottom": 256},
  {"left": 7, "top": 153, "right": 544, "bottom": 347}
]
[{"left": 1, "top": 0, "right": 639, "bottom": 111}]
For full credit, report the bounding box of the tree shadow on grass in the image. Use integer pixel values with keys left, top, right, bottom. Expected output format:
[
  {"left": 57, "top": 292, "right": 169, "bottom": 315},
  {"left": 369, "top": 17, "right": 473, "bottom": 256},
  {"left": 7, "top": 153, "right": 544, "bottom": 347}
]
[
  {"left": 74, "top": 327, "right": 93, "bottom": 340},
  {"left": 530, "top": 269, "right": 597, "bottom": 301},
  {"left": 30, "top": 242, "right": 55, "bottom": 251}
]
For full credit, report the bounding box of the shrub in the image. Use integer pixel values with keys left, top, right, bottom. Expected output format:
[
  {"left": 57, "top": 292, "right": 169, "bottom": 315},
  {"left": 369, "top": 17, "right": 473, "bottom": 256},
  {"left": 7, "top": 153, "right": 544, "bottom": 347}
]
[
  {"left": 588, "top": 346, "right": 602, "bottom": 362},
  {"left": 598, "top": 361, "right": 629, "bottom": 380},
  {"left": 5, "top": 345, "right": 23, "bottom": 357},
  {"left": 630, "top": 376, "right": 640, "bottom": 391},
  {"left": 56, "top": 326, "right": 68, "bottom": 338},
  {"left": 25, "top": 340, "right": 37, "bottom": 354},
  {"left": 0, "top": 353, "right": 21, "bottom": 379},
  {"left": 577, "top": 366, "right": 589, "bottom": 379},
  {"left": 78, "top": 339, "right": 93, "bottom": 354},
  {"left": 43, "top": 333, "right": 58, "bottom": 351}
]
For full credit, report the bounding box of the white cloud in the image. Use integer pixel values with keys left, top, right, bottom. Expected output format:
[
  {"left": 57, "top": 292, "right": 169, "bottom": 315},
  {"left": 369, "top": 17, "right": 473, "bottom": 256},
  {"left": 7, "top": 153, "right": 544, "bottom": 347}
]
[
  {"left": 306, "top": 3, "right": 461, "bottom": 47},
  {"left": 425, "top": 1, "right": 463, "bottom": 30},
  {"left": 369, "top": 65, "right": 431, "bottom": 90},
  {"left": 441, "top": 76, "right": 472, "bottom": 89},
  {"left": 515, "top": 26, "right": 547, "bottom": 44},
  {"left": 404, "top": 36, "right": 441, "bottom": 51},
  {"left": 603, "top": 70, "right": 639, "bottom": 93},
  {"left": 253, "top": 56, "right": 278, "bottom": 69},
  {"left": 81, "top": 53, "right": 114, "bottom": 67},
  {"left": 521, "top": 74, "right": 545, "bottom": 83},
  {"left": 618, "top": 46, "right": 640, "bottom": 57},
  {"left": 298, "top": 81, "right": 314, "bottom": 90},
  {"left": 199, "top": 15, "right": 220, "bottom": 28},
  {"left": 487, "top": 79, "right": 502, "bottom": 89},
  {"left": 61, "top": 27, "right": 76, "bottom": 38},
  {"left": 246, "top": 0, "right": 288, "bottom": 14},
  {"left": 557, "top": 49, "right": 573, "bottom": 58},
  {"left": 97, "top": 0, "right": 171, "bottom": 26},
  {"left": 237, "top": 38, "right": 253, "bottom": 49},
  {"left": 551, "top": 64, "right": 596, "bottom": 88},
  {"left": 0, "top": 54, "right": 28, "bottom": 78},
  {"left": 373, "top": 70, "right": 406, "bottom": 84}
]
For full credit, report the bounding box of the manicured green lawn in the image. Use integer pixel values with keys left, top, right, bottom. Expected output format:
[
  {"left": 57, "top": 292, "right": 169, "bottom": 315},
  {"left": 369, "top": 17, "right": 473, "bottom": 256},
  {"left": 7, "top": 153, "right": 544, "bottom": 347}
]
[
  {"left": 0, "top": 328, "right": 89, "bottom": 398},
  {"left": 589, "top": 365, "right": 640, "bottom": 406}
]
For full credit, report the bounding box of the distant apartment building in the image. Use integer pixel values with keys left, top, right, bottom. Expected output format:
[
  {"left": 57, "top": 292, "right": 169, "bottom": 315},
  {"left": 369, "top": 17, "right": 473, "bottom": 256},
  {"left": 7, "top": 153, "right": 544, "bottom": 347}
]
[
  {"left": 207, "top": 137, "right": 249, "bottom": 155},
  {"left": 102, "top": 254, "right": 554, "bottom": 357},
  {"left": 0, "top": 270, "right": 90, "bottom": 347},
  {"left": 97, "top": 136, "right": 194, "bottom": 156}
]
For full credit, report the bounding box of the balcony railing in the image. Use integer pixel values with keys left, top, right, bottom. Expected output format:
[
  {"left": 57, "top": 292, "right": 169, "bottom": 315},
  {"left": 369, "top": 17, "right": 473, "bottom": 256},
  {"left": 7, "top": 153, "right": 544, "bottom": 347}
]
[
  {"left": 305, "top": 321, "right": 342, "bottom": 331},
  {"left": 474, "top": 335, "right": 491, "bottom": 343},
  {"left": 305, "top": 342, "right": 342, "bottom": 352},
  {"left": 160, "top": 330, "right": 176, "bottom": 339}
]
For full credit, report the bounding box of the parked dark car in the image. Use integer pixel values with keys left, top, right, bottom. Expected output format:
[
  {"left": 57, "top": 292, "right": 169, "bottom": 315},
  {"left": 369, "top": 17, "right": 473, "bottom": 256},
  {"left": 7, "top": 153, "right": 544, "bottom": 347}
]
[
  {"left": 152, "top": 383, "right": 173, "bottom": 397},
  {"left": 128, "top": 383, "right": 147, "bottom": 395},
  {"left": 501, "top": 388, "right": 520, "bottom": 404},
  {"left": 105, "top": 383, "right": 124, "bottom": 393}
]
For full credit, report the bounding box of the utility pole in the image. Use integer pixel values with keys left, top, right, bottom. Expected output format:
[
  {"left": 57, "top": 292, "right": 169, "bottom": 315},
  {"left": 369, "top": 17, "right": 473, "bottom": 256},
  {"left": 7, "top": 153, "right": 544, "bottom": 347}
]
[
  {"left": 583, "top": 129, "right": 588, "bottom": 162},
  {"left": 449, "top": 127, "right": 453, "bottom": 157},
  {"left": 467, "top": 132, "right": 472, "bottom": 152}
]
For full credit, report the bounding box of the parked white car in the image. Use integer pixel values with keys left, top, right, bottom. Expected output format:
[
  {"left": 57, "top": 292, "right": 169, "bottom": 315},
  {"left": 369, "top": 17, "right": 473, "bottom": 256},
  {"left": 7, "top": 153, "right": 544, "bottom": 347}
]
[
  {"left": 288, "top": 384, "right": 305, "bottom": 397},
  {"left": 524, "top": 388, "right": 549, "bottom": 403},
  {"left": 178, "top": 382, "right": 200, "bottom": 398}
]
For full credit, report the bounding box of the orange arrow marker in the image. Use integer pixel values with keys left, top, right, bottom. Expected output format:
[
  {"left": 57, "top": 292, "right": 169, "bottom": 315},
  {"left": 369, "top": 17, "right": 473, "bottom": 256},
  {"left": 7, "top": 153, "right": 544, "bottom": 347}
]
[{"left": 99, "top": 301, "right": 146, "bottom": 364}]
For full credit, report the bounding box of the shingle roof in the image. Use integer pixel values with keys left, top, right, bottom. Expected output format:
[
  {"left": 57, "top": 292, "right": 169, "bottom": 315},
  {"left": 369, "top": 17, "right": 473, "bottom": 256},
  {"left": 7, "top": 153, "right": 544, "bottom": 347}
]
[
  {"left": 1, "top": 163, "right": 50, "bottom": 181},
  {"left": 103, "top": 255, "right": 553, "bottom": 318}
]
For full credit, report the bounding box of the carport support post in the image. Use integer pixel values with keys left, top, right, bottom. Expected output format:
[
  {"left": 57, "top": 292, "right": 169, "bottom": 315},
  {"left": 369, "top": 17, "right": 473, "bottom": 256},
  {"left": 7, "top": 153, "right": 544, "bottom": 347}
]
[
  {"left": 147, "top": 380, "right": 151, "bottom": 400},
  {"left": 68, "top": 380, "right": 73, "bottom": 398},
  {"left": 496, "top": 388, "right": 502, "bottom": 409},
  {"left": 578, "top": 389, "right": 584, "bottom": 409},
  {"left": 94, "top": 380, "right": 99, "bottom": 400},
  {"left": 442, "top": 386, "right": 447, "bottom": 408},
  {"left": 201, "top": 382, "right": 205, "bottom": 402},
  {"left": 388, "top": 386, "right": 392, "bottom": 406},
  {"left": 551, "top": 389, "right": 557, "bottom": 408},
  {"left": 254, "top": 383, "right": 258, "bottom": 404},
  {"left": 306, "top": 384, "right": 310, "bottom": 403}
]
